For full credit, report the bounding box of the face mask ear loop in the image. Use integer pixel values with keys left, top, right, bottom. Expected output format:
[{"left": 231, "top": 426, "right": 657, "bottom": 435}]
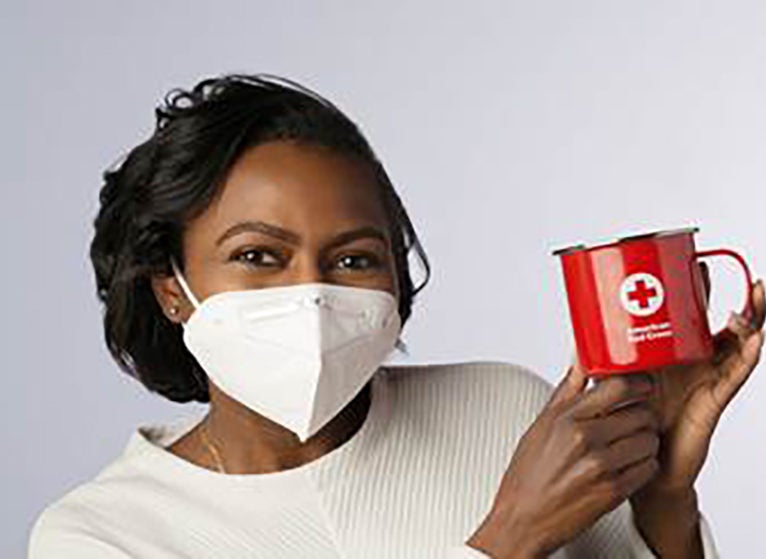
[
  {"left": 169, "top": 257, "right": 201, "bottom": 310},
  {"left": 168, "top": 257, "right": 209, "bottom": 396}
]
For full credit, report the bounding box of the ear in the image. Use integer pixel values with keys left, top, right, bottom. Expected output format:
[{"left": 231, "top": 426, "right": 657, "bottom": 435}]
[{"left": 150, "top": 273, "right": 188, "bottom": 323}]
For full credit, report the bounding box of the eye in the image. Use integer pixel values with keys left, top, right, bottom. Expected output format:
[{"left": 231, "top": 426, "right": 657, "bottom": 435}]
[
  {"left": 335, "top": 252, "right": 382, "bottom": 271},
  {"left": 233, "top": 248, "right": 283, "bottom": 268}
]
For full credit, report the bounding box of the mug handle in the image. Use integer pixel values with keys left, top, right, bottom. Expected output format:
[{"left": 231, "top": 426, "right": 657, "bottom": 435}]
[{"left": 694, "top": 248, "right": 755, "bottom": 323}]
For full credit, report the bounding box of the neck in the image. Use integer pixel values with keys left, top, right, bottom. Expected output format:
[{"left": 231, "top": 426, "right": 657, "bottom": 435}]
[{"left": 200, "top": 381, "right": 372, "bottom": 474}]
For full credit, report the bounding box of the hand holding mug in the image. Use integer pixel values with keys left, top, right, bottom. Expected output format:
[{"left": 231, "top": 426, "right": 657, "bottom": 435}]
[
  {"left": 554, "top": 226, "right": 765, "bottom": 556},
  {"left": 466, "top": 361, "right": 661, "bottom": 559},
  {"left": 553, "top": 226, "right": 765, "bottom": 494},
  {"left": 637, "top": 269, "right": 765, "bottom": 497}
]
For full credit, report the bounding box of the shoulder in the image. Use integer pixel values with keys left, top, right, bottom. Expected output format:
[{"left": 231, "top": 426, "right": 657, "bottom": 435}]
[
  {"left": 28, "top": 481, "right": 130, "bottom": 558},
  {"left": 27, "top": 439, "right": 154, "bottom": 558},
  {"left": 380, "top": 359, "right": 555, "bottom": 440},
  {"left": 28, "top": 495, "right": 127, "bottom": 559}
]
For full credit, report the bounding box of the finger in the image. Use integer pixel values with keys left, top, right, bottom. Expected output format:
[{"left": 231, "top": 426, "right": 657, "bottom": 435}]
[
  {"left": 714, "top": 309, "right": 760, "bottom": 363},
  {"left": 711, "top": 322, "right": 743, "bottom": 366},
  {"left": 711, "top": 309, "right": 759, "bottom": 367},
  {"left": 571, "top": 375, "right": 654, "bottom": 420},
  {"left": 745, "top": 278, "right": 766, "bottom": 331},
  {"left": 598, "top": 429, "right": 659, "bottom": 473},
  {"left": 712, "top": 329, "right": 764, "bottom": 408},
  {"left": 581, "top": 401, "right": 659, "bottom": 446},
  {"left": 548, "top": 352, "right": 589, "bottom": 409},
  {"left": 728, "top": 310, "right": 756, "bottom": 344},
  {"left": 590, "top": 371, "right": 656, "bottom": 390},
  {"left": 710, "top": 279, "right": 763, "bottom": 363},
  {"left": 610, "top": 454, "right": 660, "bottom": 499}
]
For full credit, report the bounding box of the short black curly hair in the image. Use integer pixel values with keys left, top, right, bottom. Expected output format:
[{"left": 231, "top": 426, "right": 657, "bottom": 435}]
[{"left": 89, "top": 72, "right": 431, "bottom": 404}]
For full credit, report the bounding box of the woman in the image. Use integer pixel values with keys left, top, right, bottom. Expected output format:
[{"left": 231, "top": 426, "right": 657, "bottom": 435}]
[{"left": 28, "top": 73, "right": 764, "bottom": 558}]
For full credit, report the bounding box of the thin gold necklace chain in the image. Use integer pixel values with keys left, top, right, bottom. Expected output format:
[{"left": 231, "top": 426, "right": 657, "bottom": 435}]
[
  {"left": 198, "top": 384, "right": 371, "bottom": 476},
  {"left": 199, "top": 419, "right": 227, "bottom": 474}
]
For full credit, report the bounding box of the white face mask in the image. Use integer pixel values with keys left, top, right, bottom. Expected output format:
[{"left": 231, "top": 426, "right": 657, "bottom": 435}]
[{"left": 169, "top": 258, "right": 402, "bottom": 442}]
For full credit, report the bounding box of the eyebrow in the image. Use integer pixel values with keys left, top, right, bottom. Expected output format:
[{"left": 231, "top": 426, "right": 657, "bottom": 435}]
[{"left": 215, "top": 220, "right": 389, "bottom": 250}]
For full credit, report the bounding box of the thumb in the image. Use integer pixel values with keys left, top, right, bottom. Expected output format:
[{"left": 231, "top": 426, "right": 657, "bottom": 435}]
[{"left": 547, "top": 352, "right": 589, "bottom": 408}]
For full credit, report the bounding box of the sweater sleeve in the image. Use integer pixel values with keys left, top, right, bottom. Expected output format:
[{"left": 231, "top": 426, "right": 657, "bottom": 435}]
[
  {"left": 622, "top": 501, "right": 720, "bottom": 559},
  {"left": 444, "top": 544, "right": 493, "bottom": 558},
  {"left": 441, "top": 507, "right": 720, "bottom": 559},
  {"left": 562, "top": 498, "right": 720, "bottom": 558}
]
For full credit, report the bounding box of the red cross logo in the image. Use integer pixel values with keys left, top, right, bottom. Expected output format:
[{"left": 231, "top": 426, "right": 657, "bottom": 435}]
[
  {"left": 627, "top": 279, "right": 658, "bottom": 309},
  {"left": 619, "top": 273, "right": 665, "bottom": 316}
]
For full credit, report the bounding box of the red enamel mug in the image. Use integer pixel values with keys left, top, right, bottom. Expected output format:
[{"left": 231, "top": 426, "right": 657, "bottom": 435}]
[{"left": 552, "top": 226, "right": 755, "bottom": 376}]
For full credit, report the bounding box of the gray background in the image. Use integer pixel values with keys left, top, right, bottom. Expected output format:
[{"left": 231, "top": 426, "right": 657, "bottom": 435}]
[{"left": 4, "top": 0, "right": 765, "bottom": 556}]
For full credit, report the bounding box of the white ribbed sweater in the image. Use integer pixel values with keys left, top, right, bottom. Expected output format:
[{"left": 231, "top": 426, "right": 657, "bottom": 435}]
[{"left": 28, "top": 361, "right": 719, "bottom": 558}]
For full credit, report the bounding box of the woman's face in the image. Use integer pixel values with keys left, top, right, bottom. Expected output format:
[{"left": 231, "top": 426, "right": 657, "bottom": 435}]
[{"left": 154, "top": 140, "right": 400, "bottom": 318}]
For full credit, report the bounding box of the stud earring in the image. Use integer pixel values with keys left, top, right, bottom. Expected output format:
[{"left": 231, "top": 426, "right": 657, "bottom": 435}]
[{"left": 169, "top": 306, "right": 179, "bottom": 316}]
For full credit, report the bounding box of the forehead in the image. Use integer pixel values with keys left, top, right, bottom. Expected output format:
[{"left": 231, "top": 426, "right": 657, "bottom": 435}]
[{"left": 188, "top": 140, "right": 388, "bottom": 240}]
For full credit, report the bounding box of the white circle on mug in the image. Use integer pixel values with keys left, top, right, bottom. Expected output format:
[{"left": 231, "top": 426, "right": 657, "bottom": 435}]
[{"left": 619, "top": 272, "right": 665, "bottom": 317}]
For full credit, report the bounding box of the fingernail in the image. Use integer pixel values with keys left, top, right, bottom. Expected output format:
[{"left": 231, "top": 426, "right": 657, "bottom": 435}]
[
  {"left": 730, "top": 311, "right": 749, "bottom": 327},
  {"left": 745, "top": 331, "right": 764, "bottom": 352},
  {"left": 733, "top": 310, "right": 759, "bottom": 331}
]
